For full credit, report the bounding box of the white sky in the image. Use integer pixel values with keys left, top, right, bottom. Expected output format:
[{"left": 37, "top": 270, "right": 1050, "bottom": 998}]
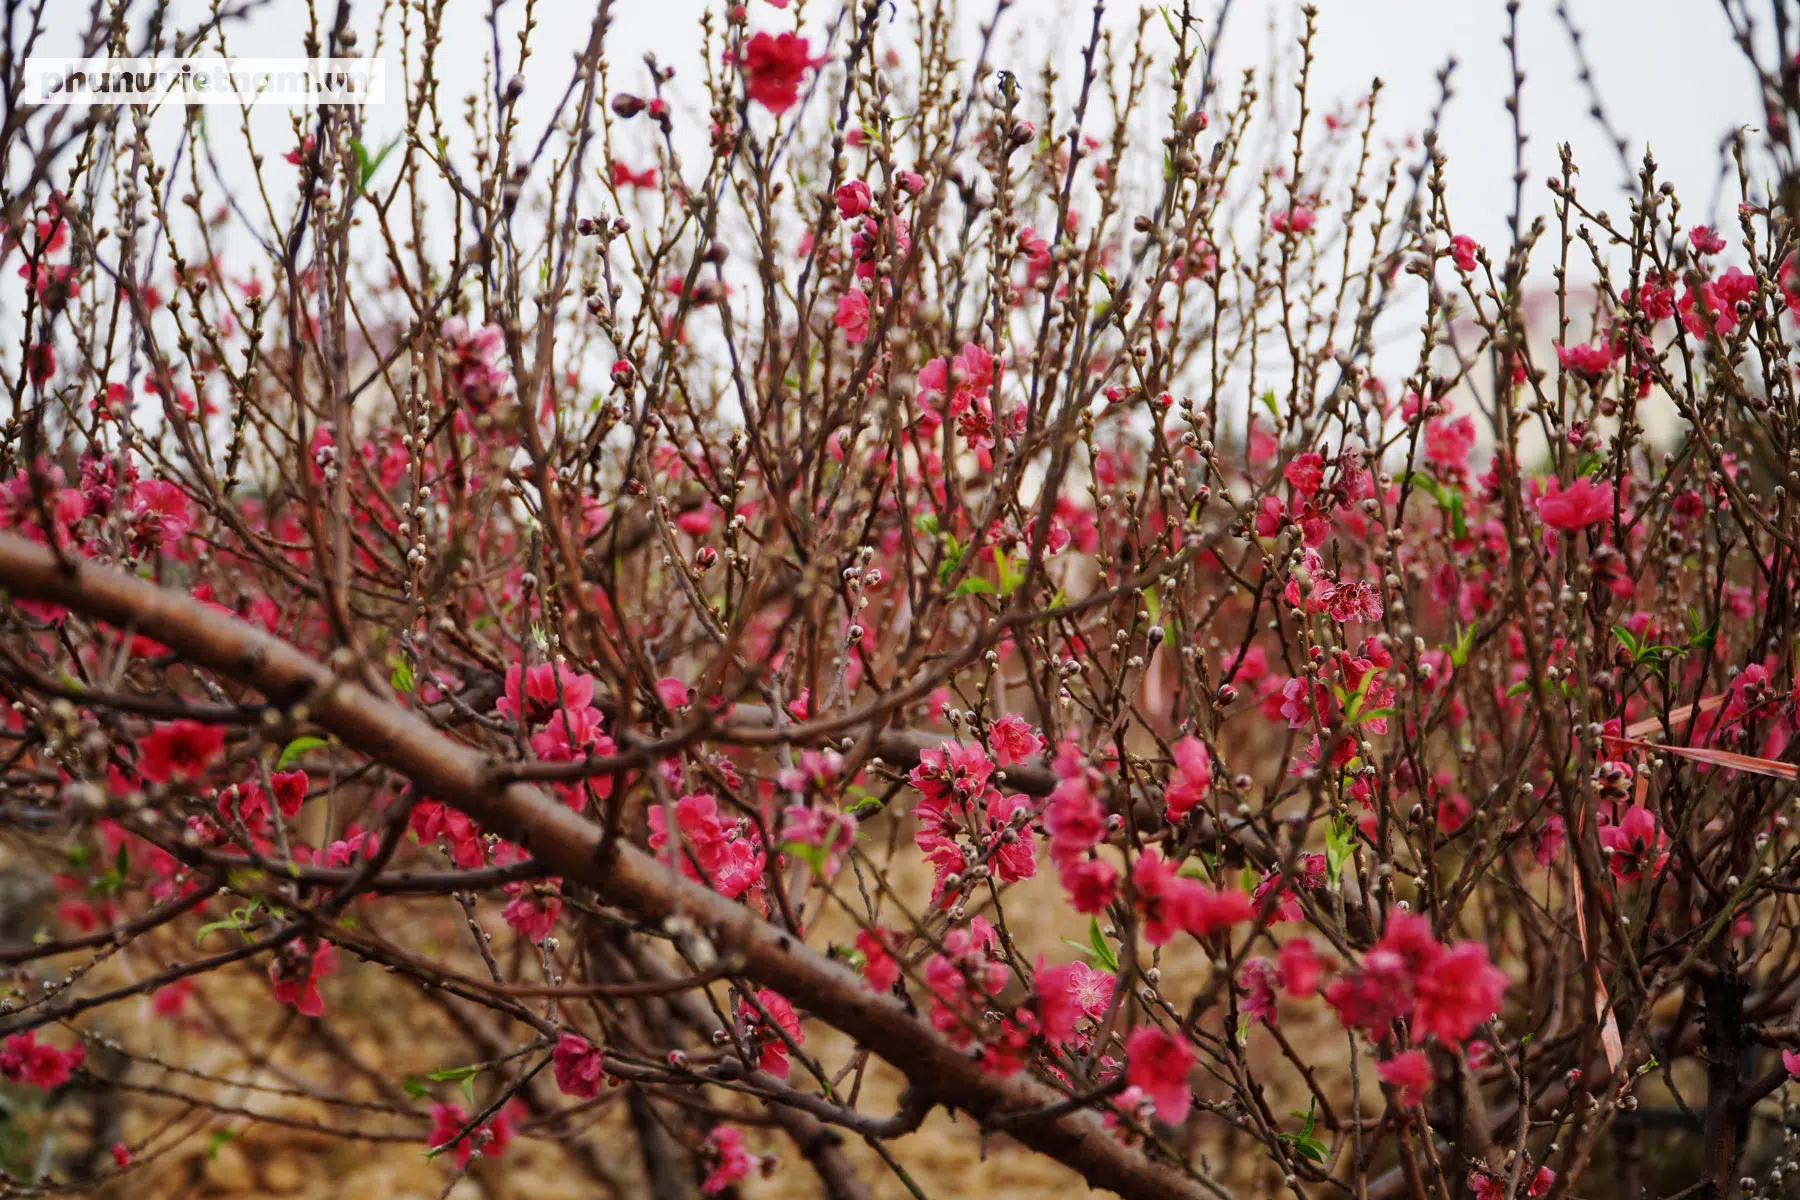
[{"left": 36, "top": 0, "right": 1754, "bottom": 248}]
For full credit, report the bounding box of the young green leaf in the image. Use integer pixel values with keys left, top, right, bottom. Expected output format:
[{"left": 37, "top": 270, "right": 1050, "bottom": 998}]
[
  {"left": 1087, "top": 917, "right": 1119, "bottom": 973},
  {"left": 278, "top": 735, "right": 328, "bottom": 768},
  {"left": 1449, "top": 623, "right": 1476, "bottom": 669},
  {"left": 1325, "top": 811, "right": 1356, "bottom": 884}
]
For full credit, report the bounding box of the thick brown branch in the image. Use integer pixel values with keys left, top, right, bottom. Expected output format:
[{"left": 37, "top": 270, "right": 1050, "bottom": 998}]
[{"left": 0, "top": 532, "right": 1218, "bottom": 1200}]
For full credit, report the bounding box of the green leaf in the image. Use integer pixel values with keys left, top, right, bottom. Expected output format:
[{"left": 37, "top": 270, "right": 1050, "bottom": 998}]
[
  {"left": 207, "top": 1129, "right": 237, "bottom": 1159},
  {"left": 953, "top": 577, "right": 997, "bottom": 596},
  {"left": 349, "top": 138, "right": 370, "bottom": 194},
  {"left": 1325, "top": 812, "right": 1356, "bottom": 885},
  {"left": 1342, "top": 665, "right": 1379, "bottom": 725},
  {"left": 351, "top": 134, "right": 401, "bottom": 194},
  {"left": 1686, "top": 607, "right": 1719, "bottom": 653},
  {"left": 1504, "top": 680, "right": 1531, "bottom": 698},
  {"left": 1260, "top": 390, "right": 1280, "bottom": 420},
  {"left": 195, "top": 901, "right": 264, "bottom": 947},
  {"left": 1448, "top": 624, "right": 1476, "bottom": 670},
  {"left": 194, "top": 919, "right": 239, "bottom": 948},
  {"left": 390, "top": 657, "right": 415, "bottom": 694},
  {"left": 1143, "top": 587, "right": 1161, "bottom": 628},
  {"left": 1278, "top": 1100, "right": 1328, "bottom": 1162},
  {"left": 841, "top": 787, "right": 885, "bottom": 818},
  {"left": 1087, "top": 917, "right": 1119, "bottom": 974},
  {"left": 278, "top": 735, "right": 328, "bottom": 769},
  {"left": 1397, "top": 471, "right": 1446, "bottom": 509},
  {"left": 427, "top": 1064, "right": 480, "bottom": 1084},
  {"left": 995, "top": 549, "right": 1023, "bottom": 597},
  {"left": 937, "top": 535, "right": 965, "bottom": 586},
  {"left": 1287, "top": 1134, "right": 1328, "bottom": 1163},
  {"left": 782, "top": 840, "right": 831, "bottom": 876},
  {"left": 401, "top": 1076, "right": 430, "bottom": 1100},
  {"left": 1611, "top": 624, "right": 1640, "bottom": 659}
]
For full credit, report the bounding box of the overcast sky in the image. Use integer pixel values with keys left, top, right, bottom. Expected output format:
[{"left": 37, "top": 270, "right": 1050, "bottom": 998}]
[{"left": 37, "top": 0, "right": 1757, "bottom": 248}]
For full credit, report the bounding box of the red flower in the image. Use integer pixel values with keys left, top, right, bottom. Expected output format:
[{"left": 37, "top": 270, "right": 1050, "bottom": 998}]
[
  {"left": 1283, "top": 452, "right": 1325, "bottom": 494},
  {"left": 1535, "top": 476, "right": 1613, "bottom": 532},
  {"left": 1688, "top": 224, "right": 1727, "bottom": 255},
  {"left": 747, "top": 989, "right": 803, "bottom": 1077},
  {"left": 270, "top": 769, "right": 308, "bottom": 818},
  {"left": 129, "top": 479, "right": 192, "bottom": 543},
  {"left": 27, "top": 343, "right": 55, "bottom": 385},
  {"left": 500, "top": 889, "right": 561, "bottom": 943},
  {"left": 702, "top": 1125, "right": 757, "bottom": 1194},
  {"left": 1277, "top": 938, "right": 1322, "bottom": 996},
  {"left": 833, "top": 290, "right": 870, "bottom": 343},
  {"left": 1270, "top": 206, "right": 1316, "bottom": 235},
  {"left": 1033, "top": 960, "right": 1086, "bottom": 1043},
  {"left": 428, "top": 1101, "right": 513, "bottom": 1168},
  {"left": 1058, "top": 856, "right": 1118, "bottom": 914},
  {"left": 1449, "top": 233, "right": 1479, "bottom": 272},
  {"left": 1412, "top": 942, "right": 1508, "bottom": 1042},
  {"left": 732, "top": 32, "right": 823, "bottom": 115},
  {"left": 269, "top": 939, "right": 337, "bottom": 1017},
  {"left": 1173, "top": 882, "right": 1256, "bottom": 938},
  {"left": 1424, "top": 414, "right": 1475, "bottom": 471},
  {"left": 609, "top": 161, "right": 657, "bottom": 190},
  {"left": 497, "top": 661, "right": 596, "bottom": 725},
  {"left": 137, "top": 720, "right": 226, "bottom": 784},
  {"left": 150, "top": 979, "right": 193, "bottom": 1019},
  {"left": 1599, "top": 804, "right": 1668, "bottom": 882},
  {"left": 1044, "top": 752, "right": 1105, "bottom": 866},
  {"left": 1162, "top": 735, "right": 1212, "bottom": 822},
  {"left": 1130, "top": 849, "right": 1186, "bottom": 945},
  {"left": 1554, "top": 340, "right": 1615, "bottom": 379},
  {"left": 1324, "top": 912, "right": 1436, "bottom": 1035},
  {"left": 1238, "top": 958, "right": 1279, "bottom": 1025},
  {"left": 552, "top": 1033, "right": 604, "bottom": 1099},
  {"left": 0, "top": 1031, "right": 84, "bottom": 1090},
  {"left": 987, "top": 714, "right": 1043, "bottom": 767},
  {"left": 835, "top": 180, "right": 872, "bottom": 218},
  {"left": 855, "top": 927, "right": 900, "bottom": 992},
  {"left": 1377, "top": 1049, "right": 1432, "bottom": 1106},
  {"left": 1124, "top": 1027, "right": 1195, "bottom": 1124}
]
